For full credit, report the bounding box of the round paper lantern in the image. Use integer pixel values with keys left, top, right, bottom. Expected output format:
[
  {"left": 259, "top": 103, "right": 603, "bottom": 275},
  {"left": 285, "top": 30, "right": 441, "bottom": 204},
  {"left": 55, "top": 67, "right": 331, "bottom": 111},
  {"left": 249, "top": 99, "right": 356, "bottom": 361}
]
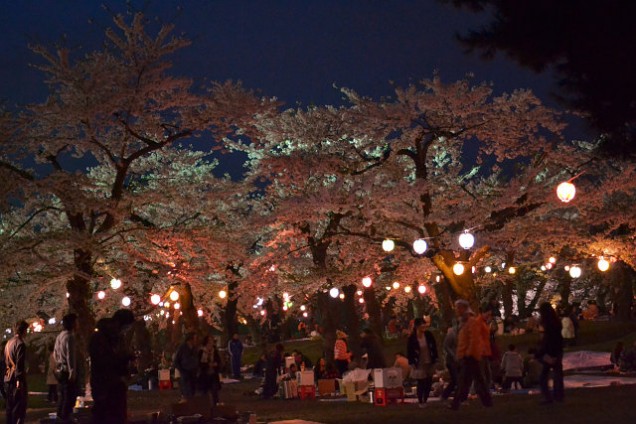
[
  {"left": 453, "top": 263, "right": 465, "bottom": 275},
  {"left": 413, "top": 239, "right": 428, "bottom": 255},
  {"left": 362, "top": 276, "right": 373, "bottom": 288},
  {"left": 97, "top": 291, "right": 106, "bottom": 300},
  {"left": 417, "top": 285, "right": 427, "bottom": 294},
  {"left": 150, "top": 294, "right": 161, "bottom": 305},
  {"left": 484, "top": 266, "right": 492, "bottom": 273},
  {"left": 458, "top": 232, "right": 475, "bottom": 249},
  {"left": 556, "top": 181, "right": 576, "bottom": 203},
  {"left": 121, "top": 296, "right": 131, "bottom": 307},
  {"left": 110, "top": 278, "right": 122, "bottom": 290},
  {"left": 597, "top": 257, "right": 610, "bottom": 272},
  {"left": 569, "top": 266, "right": 582, "bottom": 278},
  {"left": 392, "top": 281, "right": 400, "bottom": 289},
  {"left": 169, "top": 290, "right": 179, "bottom": 301},
  {"left": 218, "top": 290, "right": 227, "bottom": 299},
  {"left": 329, "top": 287, "right": 339, "bottom": 298},
  {"left": 382, "top": 239, "right": 395, "bottom": 252}
]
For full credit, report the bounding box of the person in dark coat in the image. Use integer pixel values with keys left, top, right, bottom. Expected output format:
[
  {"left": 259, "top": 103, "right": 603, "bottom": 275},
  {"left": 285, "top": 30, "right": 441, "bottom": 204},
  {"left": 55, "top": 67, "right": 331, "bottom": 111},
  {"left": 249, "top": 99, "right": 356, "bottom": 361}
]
[
  {"left": 173, "top": 332, "right": 199, "bottom": 401},
  {"left": 360, "top": 328, "right": 386, "bottom": 369},
  {"left": 262, "top": 344, "right": 284, "bottom": 399},
  {"left": 4, "top": 320, "right": 28, "bottom": 424},
  {"left": 89, "top": 309, "right": 135, "bottom": 424},
  {"left": 228, "top": 333, "right": 244, "bottom": 380},
  {"left": 198, "top": 335, "right": 222, "bottom": 406},
  {"left": 407, "top": 318, "right": 438, "bottom": 407},
  {"left": 537, "top": 302, "right": 564, "bottom": 404}
]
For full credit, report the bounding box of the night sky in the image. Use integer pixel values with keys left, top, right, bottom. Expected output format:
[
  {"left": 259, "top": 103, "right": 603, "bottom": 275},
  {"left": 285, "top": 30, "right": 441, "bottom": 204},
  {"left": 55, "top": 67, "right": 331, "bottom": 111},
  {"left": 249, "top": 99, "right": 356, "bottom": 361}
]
[{"left": 1, "top": 0, "right": 557, "bottom": 109}]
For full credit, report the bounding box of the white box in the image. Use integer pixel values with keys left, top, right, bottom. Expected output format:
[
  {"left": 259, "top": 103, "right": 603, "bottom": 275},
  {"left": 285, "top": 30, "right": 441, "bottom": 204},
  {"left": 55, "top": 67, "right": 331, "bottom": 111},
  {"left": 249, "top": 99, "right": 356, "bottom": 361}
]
[
  {"left": 284, "top": 356, "right": 296, "bottom": 370},
  {"left": 373, "top": 367, "right": 403, "bottom": 388},
  {"left": 296, "top": 370, "right": 314, "bottom": 386}
]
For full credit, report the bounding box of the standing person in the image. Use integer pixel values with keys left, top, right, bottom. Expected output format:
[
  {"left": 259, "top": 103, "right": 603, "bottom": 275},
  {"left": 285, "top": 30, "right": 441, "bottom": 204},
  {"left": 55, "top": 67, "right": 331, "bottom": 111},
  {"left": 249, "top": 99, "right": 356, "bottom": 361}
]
[
  {"left": 54, "top": 313, "right": 79, "bottom": 423},
  {"left": 561, "top": 309, "right": 576, "bottom": 347},
  {"left": 3, "top": 320, "right": 29, "bottom": 424},
  {"left": 228, "top": 333, "right": 244, "bottom": 380},
  {"left": 262, "top": 343, "right": 284, "bottom": 399},
  {"left": 360, "top": 328, "right": 386, "bottom": 369},
  {"left": 45, "top": 344, "right": 57, "bottom": 404},
  {"left": 334, "top": 330, "right": 352, "bottom": 377},
  {"left": 407, "top": 318, "right": 438, "bottom": 408},
  {"left": 450, "top": 300, "right": 493, "bottom": 410},
  {"left": 173, "top": 332, "right": 199, "bottom": 402},
  {"left": 500, "top": 344, "right": 524, "bottom": 391},
  {"left": 537, "top": 302, "right": 564, "bottom": 404},
  {"left": 440, "top": 322, "right": 459, "bottom": 401},
  {"left": 198, "top": 335, "right": 222, "bottom": 406},
  {"left": 90, "top": 309, "right": 136, "bottom": 424}
]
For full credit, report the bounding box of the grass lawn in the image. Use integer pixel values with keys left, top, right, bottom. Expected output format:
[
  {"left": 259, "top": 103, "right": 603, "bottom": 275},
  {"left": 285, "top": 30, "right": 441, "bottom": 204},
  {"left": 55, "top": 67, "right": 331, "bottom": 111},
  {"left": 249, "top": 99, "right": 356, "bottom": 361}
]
[{"left": 6, "top": 321, "right": 636, "bottom": 423}]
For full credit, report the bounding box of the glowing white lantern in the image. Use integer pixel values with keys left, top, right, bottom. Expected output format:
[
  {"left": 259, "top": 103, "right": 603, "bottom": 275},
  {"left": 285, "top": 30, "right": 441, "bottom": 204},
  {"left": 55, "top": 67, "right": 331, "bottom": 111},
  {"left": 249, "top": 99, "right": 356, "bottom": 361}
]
[
  {"left": 219, "top": 290, "right": 227, "bottom": 299},
  {"left": 597, "top": 257, "right": 610, "bottom": 272},
  {"left": 197, "top": 309, "right": 204, "bottom": 317},
  {"left": 549, "top": 257, "right": 557, "bottom": 264},
  {"left": 339, "top": 293, "right": 345, "bottom": 300},
  {"left": 282, "top": 305, "right": 288, "bottom": 311},
  {"left": 358, "top": 298, "right": 365, "bottom": 304},
  {"left": 540, "top": 265, "right": 547, "bottom": 271},
  {"left": 283, "top": 292, "right": 290, "bottom": 300},
  {"left": 300, "top": 305, "right": 306, "bottom": 311},
  {"left": 569, "top": 266, "right": 582, "bottom": 278},
  {"left": 260, "top": 310, "right": 266, "bottom": 316},
  {"left": 545, "top": 262, "right": 553, "bottom": 270},
  {"left": 556, "top": 181, "right": 576, "bottom": 203},
  {"left": 302, "top": 312, "right": 308, "bottom": 318},
  {"left": 508, "top": 267, "right": 516, "bottom": 275},
  {"left": 392, "top": 281, "right": 400, "bottom": 290},
  {"left": 413, "top": 239, "right": 428, "bottom": 255},
  {"left": 97, "top": 291, "right": 106, "bottom": 300},
  {"left": 150, "top": 294, "right": 161, "bottom": 305},
  {"left": 169, "top": 290, "right": 179, "bottom": 301},
  {"left": 458, "top": 231, "right": 475, "bottom": 249},
  {"left": 48, "top": 318, "right": 56, "bottom": 325},
  {"left": 329, "top": 287, "right": 339, "bottom": 298},
  {"left": 564, "top": 265, "right": 570, "bottom": 271},
  {"left": 356, "top": 290, "right": 363, "bottom": 296},
  {"left": 484, "top": 266, "right": 492, "bottom": 273},
  {"left": 453, "top": 263, "right": 465, "bottom": 276},
  {"left": 121, "top": 296, "right": 131, "bottom": 307},
  {"left": 66, "top": 292, "right": 70, "bottom": 298},
  {"left": 404, "top": 286, "right": 412, "bottom": 293},
  {"left": 362, "top": 276, "right": 373, "bottom": 288},
  {"left": 174, "top": 302, "right": 181, "bottom": 310},
  {"left": 417, "top": 285, "right": 427, "bottom": 294},
  {"left": 382, "top": 239, "right": 395, "bottom": 252},
  {"left": 110, "top": 278, "right": 122, "bottom": 290}
]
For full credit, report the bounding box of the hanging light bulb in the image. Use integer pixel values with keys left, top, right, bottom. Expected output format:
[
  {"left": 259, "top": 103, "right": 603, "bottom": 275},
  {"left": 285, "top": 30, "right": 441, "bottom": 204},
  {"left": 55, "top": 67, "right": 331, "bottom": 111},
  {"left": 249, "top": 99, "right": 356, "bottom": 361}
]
[
  {"left": 174, "top": 302, "right": 181, "bottom": 310},
  {"left": 545, "top": 262, "right": 553, "bottom": 270},
  {"left": 339, "top": 293, "right": 345, "bottom": 300},
  {"left": 169, "top": 290, "right": 179, "bottom": 301},
  {"left": 556, "top": 181, "right": 576, "bottom": 203},
  {"left": 453, "top": 263, "right": 465, "bottom": 275},
  {"left": 150, "top": 294, "right": 161, "bottom": 305},
  {"left": 597, "top": 257, "right": 610, "bottom": 272},
  {"left": 569, "top": 266, "right": 582, "bottom": 278},
  {"left": 218, "top": 290, "right": 227, "bottom": 299},
  {"left": 540, "top": 265, "right": 547, "bottom": 271},
  {"left": 413, "top": 239, "right": 428, "bottom": 255},
  {"left": 362, "top": 276, "right": 373, "bottom": 288},
  {"left": 358, "top": 298, "right": 365, "bottom": 304},
  {"left": 417, "top": 285, "right": 427, "bottom": 294},
  {"left": 121, "top": 296, "right": 131, "bottom": 307},
  {"left": 404, "top": 286, "right": 412, "bottom": 293},
  {"left": 197, "top": 309, "right": 204, "bottom": 317},
  {"left": 549, "top": 257, "right": 557, "bottom": 264},
  {"left": 329, "top": 287, "right": 339, "bottom": 298},
  {"left": 97, "top": 291, "right": 106, "bottom": 300},
  {"left": 382, "top": 239, "right": 395, "bottom": 252},
  {"left": 300, "top": 305, "right": 306, "bottom": 311},
  {"left": 484, "top": 266, "right": 492, "bottom": 273},
  {"left": 508, "top": 267, "right": 516, "bottom": 275},
  {"left": 392, "top": 281, "right": 400, "bottom": 290},
  {"left": 458, "top": 231, "right": 475, "bottom": 249},
  {"left": 302, "top": 312, "right": 308, "bottom": 318},
  {"left": 356, "top": 290, "right": 363, "bottom": 296}
]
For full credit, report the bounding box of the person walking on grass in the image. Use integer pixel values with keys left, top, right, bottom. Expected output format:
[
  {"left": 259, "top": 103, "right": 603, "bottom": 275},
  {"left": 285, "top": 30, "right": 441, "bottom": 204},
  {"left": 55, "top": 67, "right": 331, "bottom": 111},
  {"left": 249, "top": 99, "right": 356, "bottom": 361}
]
[
  {"left": 54, "top": 313, "right": 80, "bottom": 423},
  {"left": 440, "top": 321, "right": 459, "bottom": 401},
  {"left": 407, "top": 317, "right": 438, "bottom": 408},
  {"left": 450, "top": 300, "right": 493, "bottom": 410},
  {"left": 173, "top": 332, "right": 200, "bottom": 402},
  {"left": 334, "top": 330, "right": 352, "bottom": 377},
  {"left": 4, "top": 320, "right": 28, "bottom": 424},
  {"left": 537, "top": 302, "right": 564, "bottom": 404}
]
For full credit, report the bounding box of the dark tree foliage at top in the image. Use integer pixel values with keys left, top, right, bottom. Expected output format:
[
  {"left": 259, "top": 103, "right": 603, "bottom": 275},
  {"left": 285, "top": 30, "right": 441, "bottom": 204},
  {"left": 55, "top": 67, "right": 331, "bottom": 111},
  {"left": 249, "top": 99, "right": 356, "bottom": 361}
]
[{"left": 443, "top": 0, "right": 636, "bottom": 156}]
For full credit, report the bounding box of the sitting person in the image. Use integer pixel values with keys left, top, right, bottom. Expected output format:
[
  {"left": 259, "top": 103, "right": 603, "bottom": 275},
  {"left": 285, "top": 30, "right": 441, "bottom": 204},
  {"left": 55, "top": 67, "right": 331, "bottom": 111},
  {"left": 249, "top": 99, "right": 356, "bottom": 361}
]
[
  {"left": 253, "top": 352, "right": 266, "bottom": 378},
  {"left": 501, "top": 344, "right": 524, "bottom": 391},
  {"left": 393, "top": 352, "right": 410, "bottom": 381},
  {"left": 280, "top": 363, "right": 298, "bottom": 381},
  {"left": 582, "top": 300, "right": 599, "bottom": 320},
  {"left": 293, "top": 350, "right": 313, "bottom": 370},
  {"left": 523, "top": 348, "right": 542, "bottom": 388}
]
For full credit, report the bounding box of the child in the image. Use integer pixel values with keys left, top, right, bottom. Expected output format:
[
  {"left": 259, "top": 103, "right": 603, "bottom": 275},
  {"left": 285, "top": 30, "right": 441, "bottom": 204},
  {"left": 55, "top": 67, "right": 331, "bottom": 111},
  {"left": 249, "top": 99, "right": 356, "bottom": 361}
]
[{"left": 500, "top": 344, "right": 524, "bottom": 391}]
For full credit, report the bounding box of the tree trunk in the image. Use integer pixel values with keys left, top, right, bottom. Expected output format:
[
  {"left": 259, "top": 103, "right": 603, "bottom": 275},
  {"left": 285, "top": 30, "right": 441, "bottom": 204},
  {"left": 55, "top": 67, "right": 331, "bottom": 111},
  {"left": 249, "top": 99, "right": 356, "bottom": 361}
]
[
  {"left": 223, "top": 282, "right": 239, "bottom": 344},
  {"left": 180, "top": 283, "right": 199, "bottom": 334},
  {"left": 501, "top": 280, "right": 514, "bottom": 318},
  {"left": 610, "top": 261, "right": 635, "bottom": 321},
  {"left": 67, "top": 249, "right": 96, "bottom": 352},
  {"left": 363, "top": 287, "right": 384, "bottom": 343},
  {"left": 433, "top": 279, "right": 454, "bottom": 329},
  {"left": 316, "top": 292, "right": 339, "bottom": 365},
  {"left": 342, "top": 284, "right": 362, "bottom": 358}
]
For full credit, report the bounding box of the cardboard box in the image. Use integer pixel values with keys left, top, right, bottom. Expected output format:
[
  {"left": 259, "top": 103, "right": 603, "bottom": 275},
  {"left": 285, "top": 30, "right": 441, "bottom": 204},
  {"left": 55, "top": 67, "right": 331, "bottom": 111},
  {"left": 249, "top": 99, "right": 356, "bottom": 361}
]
[
  {"left": 342, "top": 380, "right": 368, "bottom": 401},
  {"left": 296, "top": 370, "right": 314, "bottom": 386},
  {"left": 317, "top": 378, "right": 337, "bottom": 396},
  {"left": 373, "top": 368, "right": 403, "bottom": 388}
]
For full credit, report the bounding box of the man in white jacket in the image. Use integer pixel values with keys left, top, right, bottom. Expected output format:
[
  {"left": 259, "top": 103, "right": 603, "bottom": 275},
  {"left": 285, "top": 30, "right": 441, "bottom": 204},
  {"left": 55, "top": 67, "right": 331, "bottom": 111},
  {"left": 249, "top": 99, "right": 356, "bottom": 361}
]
[{"left": 54, "top": 313, "right": 79, "bottom": 423}]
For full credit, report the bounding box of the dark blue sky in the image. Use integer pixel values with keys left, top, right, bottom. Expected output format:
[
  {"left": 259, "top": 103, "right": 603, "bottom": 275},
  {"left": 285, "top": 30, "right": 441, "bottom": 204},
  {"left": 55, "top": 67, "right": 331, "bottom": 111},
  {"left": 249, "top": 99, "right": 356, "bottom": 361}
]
[{"left": 0, "top": 0, "right": 558, "bottom": 109}]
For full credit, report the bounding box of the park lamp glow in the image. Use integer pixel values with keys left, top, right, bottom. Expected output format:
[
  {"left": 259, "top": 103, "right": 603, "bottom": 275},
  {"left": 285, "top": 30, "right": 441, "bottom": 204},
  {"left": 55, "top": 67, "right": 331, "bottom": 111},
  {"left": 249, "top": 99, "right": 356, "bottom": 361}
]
[
  {"left": 453, "top": 262, "right": 466, "bottom": 276},
  {"left": 382, "top": 239, "right": 395, "bottom": 252},
  {"left": 597, "top": 257, "right": 610, "bottom": 272},
  {"left": 458, "top": 231, "right": 475, "bottom": 249},
  {"left": 413, "top": 239, "right": 428, "bottom": 255},
  {"left": 362, "top": 276, "right": 373, "bottom": 288}
]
